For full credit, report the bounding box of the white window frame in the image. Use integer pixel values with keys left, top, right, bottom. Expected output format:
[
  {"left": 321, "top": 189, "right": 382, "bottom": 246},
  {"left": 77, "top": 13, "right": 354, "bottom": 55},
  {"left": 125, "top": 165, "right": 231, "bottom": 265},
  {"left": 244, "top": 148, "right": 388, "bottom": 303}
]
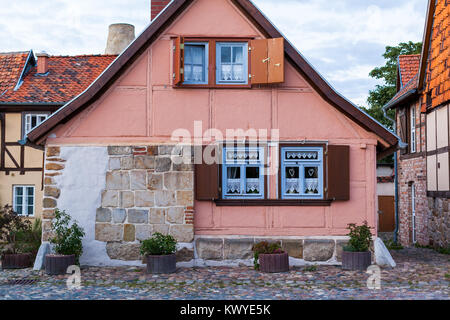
[
  {"left": 410, "top": 105, "right": 416, "bottom": 153},
  {"left": 222, "top": 146, "right": 265, "bottom": 199},
  {"left": 183, "top": 42, "right": 209, "bottom": 85},
  {"left": 216, "top": 42, "right": 248, "bottom": 85},
  {"left": 24, "top": 113, "right": 49, "bottom": 136},
  {"left": 13, "top": 185, "right": 35, "bottom": 216},
  {"left": 280, "top": 146, "right": 324, "bottom": 199}
]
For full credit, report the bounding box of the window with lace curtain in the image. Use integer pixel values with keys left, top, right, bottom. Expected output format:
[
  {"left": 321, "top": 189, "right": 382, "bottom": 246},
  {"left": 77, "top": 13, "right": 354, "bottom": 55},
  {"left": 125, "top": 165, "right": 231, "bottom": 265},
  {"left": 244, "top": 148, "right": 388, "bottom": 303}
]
[
  {"left": 183, "top": 42, "right": 208, "bottom": 85},
  {"left": 221, "top": 146, "right": 264, "bottom": 199},
  {"left": 216, "top": 42, "right": 248, "bottom": 84}
]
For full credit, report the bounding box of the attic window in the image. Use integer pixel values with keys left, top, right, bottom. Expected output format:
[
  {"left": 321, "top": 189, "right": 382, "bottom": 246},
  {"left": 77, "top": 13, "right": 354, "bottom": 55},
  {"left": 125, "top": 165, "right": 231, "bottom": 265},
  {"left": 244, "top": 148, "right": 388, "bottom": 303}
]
[
  {"left": 183, "top": 42, "right": 208, "bottom": 85},
  {"left": 216, "top": 42, "right": 248, "bottom": 84}
]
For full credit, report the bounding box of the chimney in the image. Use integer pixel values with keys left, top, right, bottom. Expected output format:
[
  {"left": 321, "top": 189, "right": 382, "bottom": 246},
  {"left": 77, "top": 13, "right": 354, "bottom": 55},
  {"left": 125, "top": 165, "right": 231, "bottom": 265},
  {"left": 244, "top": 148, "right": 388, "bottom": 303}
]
[
  {"left": 36, "top": 52, "right": 49, "bottom": 74},
  {"left": 151, "top": 0, "right": 171, "bottom": 20},
  {"left": 105, "top": 23, "right": 135, "bottom": 55}
]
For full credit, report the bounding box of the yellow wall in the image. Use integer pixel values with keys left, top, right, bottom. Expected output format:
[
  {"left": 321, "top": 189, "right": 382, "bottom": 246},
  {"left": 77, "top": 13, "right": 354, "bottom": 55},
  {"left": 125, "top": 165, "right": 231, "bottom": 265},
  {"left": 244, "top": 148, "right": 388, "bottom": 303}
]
[{"left": 0, "top": 112, "right": 44, "bottom": 219}]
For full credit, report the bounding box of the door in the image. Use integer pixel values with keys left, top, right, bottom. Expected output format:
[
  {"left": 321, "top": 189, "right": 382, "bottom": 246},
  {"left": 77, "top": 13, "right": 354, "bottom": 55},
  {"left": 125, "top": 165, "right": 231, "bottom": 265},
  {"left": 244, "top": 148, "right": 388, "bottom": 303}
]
[{"left": 378, "top": 196, "right": 395, "bottom": 232}]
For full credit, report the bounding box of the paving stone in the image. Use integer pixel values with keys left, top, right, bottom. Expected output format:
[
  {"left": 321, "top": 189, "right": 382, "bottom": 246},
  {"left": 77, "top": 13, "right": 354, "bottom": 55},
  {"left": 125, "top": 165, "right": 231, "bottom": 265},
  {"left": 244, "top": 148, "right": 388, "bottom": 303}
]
[
  {"left": 196, "top": 238, "right": 223, "bottom": 260},
  {"left": 224, "top": 239, "right": 253, "bottom": 260},
  {"left": 128, "top": 209, "right": 149, "bottom": 224},
  {"left": 304, "top": 240, "right": 335, "bottom": 262}
]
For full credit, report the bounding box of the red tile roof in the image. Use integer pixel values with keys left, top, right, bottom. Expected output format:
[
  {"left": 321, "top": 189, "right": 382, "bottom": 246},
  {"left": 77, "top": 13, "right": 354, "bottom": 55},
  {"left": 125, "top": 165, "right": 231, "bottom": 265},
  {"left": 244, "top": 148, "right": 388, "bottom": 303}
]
[
  {"left": 398, "top": 54, "right": 421, "bottom": 87},
  {"left": 0, "top": 53, "right": 116, "bottom": 104},
  {"left": 0, "top": 52, "right": 30, "bottom": 95}
]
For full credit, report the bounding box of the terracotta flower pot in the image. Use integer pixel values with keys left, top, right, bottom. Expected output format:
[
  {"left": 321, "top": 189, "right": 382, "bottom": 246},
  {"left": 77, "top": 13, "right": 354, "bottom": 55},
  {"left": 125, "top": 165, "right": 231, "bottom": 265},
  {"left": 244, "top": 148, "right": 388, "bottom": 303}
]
[
  {"left": 45, "top": 254, "right": 76, "bottom": 275},
  {"left": 1, "top": 253, "right": 32, "bottom": 269},
  {"left": 145, "top": 254, "right": 176, "bottom": 274},
  {"left": 259, "top": 252, "right": 289, "bottom": 273},
  {"left": 342, "top": 251, "right": 371, "bottom": 271}
]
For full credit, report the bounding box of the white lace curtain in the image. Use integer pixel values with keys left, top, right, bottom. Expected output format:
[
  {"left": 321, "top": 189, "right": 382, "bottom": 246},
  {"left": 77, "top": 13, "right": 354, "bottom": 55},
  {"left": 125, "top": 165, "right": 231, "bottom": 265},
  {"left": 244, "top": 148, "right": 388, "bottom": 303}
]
[{"left": 185, "top": 45, "right": 205, "bottom": 82}]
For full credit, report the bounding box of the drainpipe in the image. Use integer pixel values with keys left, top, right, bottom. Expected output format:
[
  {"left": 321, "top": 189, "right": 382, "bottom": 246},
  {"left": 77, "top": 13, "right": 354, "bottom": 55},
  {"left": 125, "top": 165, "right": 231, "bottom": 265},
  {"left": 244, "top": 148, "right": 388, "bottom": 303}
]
[{"left": 382, "top": 106, "right": 403, "bottom": 244}]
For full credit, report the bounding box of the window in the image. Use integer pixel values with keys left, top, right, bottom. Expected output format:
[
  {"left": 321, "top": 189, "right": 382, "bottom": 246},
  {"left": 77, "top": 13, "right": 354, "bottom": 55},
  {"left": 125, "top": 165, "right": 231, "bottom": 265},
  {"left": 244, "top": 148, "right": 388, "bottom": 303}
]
[
  {"left": 13, "top": 185, "right": 35, "bottom": 216},
  {"left": 280, "top": 146, "right": 324, "bottom": 199},
  {"left": 222, "top": 146, "right": 264, "bottom": 199},
  {"left": 216, "top": 42, "right": 248, "bottom": 84},
  {"left": 410, "top": 105, "right": 416, "bottom": 153},
  {"left": 183, "top": 42, "right": 208, "bottom": 85},
  {"left": 24, "top": 113, "right": 49, "bottom": 136}
]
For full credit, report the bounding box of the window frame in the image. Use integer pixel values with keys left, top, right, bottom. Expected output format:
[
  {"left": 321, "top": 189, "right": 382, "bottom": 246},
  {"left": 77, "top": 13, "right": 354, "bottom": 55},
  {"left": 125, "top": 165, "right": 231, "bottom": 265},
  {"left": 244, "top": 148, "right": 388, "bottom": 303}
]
[
  {"left": 410, "top": 104, "right": 416, "bottom": 153},
  {"left": 12, "top": 185, "right": 35, "bottom": 216},
  {"left": 183, "top": 41, "right": 209, "bottom": 85},
  {"left": 174, "top": 37, "right": 252, "bottom": 89},
  {"left": 221, "top": 145, "right": 266, "bottom": 200},
  {"left": 22, "top": 112, "right": 50, "bottom": 138},
  {"left": 215, "top": 42, "right": 249, "bottom": 85},
  {"left": 279, "top": 145, "right": 325, "bottom": 200}
]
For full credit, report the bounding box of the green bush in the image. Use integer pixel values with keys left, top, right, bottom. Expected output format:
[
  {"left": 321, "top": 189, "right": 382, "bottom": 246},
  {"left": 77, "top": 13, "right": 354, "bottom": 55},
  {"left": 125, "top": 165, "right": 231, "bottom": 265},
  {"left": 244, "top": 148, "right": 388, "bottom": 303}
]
[
  {"left": 344, "top": 221, "right": 372, "bottom": 252},
  {"left": 383, "top": 239, "right": 403, "bottom": 250},
  {"left": 14, "top": 218, "right": 42, "bottom": 257},
  {"left": 50, "top": 209, "right": 85, "bottom": 261},
  {"left": 251, "top": 241, "right": 284, "bottom": 270},
  {"left": 0, "top": 205, "right": 33, "bottom": 256},
  {"left": 140, "top": 232, "right": 177, "bottom": 256}
]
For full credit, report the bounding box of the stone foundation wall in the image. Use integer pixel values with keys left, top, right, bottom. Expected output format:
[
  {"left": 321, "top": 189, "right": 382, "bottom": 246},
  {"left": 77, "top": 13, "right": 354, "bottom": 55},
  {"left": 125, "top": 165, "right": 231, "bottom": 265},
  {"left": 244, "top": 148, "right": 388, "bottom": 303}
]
[{"left": 427, "top": 197, "right": 450, "bottom": 249}]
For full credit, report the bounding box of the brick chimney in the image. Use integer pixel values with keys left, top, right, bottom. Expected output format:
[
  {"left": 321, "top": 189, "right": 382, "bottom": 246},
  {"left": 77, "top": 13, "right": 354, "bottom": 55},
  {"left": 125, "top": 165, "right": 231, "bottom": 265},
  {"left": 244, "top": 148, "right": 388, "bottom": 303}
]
[
  {"left": 151, "top": 0, "right": 171, "bottom": 20},
  {"left": 36, "top": 52, "right": 49, "bottom": 74}
]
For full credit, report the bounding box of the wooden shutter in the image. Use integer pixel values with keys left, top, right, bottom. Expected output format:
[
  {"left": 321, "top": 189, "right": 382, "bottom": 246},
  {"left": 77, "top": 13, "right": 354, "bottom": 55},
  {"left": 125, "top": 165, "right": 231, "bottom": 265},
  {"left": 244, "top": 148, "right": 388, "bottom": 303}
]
[
  {"left": 267, "top": 38, "right": 284, "bottom": 83},
  {"left": 195, "top": 145, "right": 219, "bottom": 201},
  {"left": 250, "top": 39, "right": 268, "bottom": 85},
  {"left": 173, "top": 37, "right": 184, "bottom": 85},
  {"left": 398, "top": 109, "right": 407, "bottom": 155},
  {"left": 250, "top": 37, "right": 284, "bottom": 84},
  {"left": 327, "top": 145, "right": 350, "bottom": 201}
]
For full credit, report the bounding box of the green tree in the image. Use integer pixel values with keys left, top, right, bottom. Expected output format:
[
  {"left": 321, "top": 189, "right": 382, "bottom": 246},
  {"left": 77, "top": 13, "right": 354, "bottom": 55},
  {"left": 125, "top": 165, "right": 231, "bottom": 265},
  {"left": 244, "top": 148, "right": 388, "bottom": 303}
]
[{"left": 361, "top": 41, "right": 422, "bottom": 130}]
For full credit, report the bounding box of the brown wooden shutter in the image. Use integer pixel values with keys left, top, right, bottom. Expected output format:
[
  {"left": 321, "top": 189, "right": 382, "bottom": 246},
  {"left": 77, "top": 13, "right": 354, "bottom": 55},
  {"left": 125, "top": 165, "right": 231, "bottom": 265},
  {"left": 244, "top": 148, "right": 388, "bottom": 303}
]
[
  {"left": 327, "top": 145, "right": 350, "bottom": 201},
  {"left": 267, "top": 38, "right": 284, "bottom": 83},
  {"left": 195, "top": 145, "right": 219, "bottom": 201},
  {"left": 250, "top": 39, "right": 268, "bottom": 85},
  {"left": 398, "top": 109, "right": 407, "bottom": 155},
  {"left": 173, "top": 37, "right": 184, "bottom": 85}
]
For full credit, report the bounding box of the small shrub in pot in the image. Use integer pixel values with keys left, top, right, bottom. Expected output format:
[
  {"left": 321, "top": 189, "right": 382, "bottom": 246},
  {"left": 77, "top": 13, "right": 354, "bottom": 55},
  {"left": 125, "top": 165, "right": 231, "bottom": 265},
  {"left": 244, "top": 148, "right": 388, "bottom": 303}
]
[
  {"left": 342, "top": 221, "right": 373, "bottom": 271},
  {"left": 140, "top": 232, "right": 177, "bottom": 274},
  {"left": 46, "top": 209, "right": 85, "bottom": 275},
  {"left": 252, "top": 241, "right": 289, "bottom": 273},
  {"left": 0, "top": 205, "right": 37, "bottom": 269}
]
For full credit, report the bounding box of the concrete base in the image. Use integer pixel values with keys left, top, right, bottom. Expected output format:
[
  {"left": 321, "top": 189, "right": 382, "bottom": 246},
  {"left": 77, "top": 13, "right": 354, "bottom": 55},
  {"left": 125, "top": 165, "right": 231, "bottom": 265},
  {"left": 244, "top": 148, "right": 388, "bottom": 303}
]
[
  {"left": 374, "top": 237, "right": 396, "bottom": 268},
  {"left": 33, "top": 242, "right": 51, "bottom": 270}
]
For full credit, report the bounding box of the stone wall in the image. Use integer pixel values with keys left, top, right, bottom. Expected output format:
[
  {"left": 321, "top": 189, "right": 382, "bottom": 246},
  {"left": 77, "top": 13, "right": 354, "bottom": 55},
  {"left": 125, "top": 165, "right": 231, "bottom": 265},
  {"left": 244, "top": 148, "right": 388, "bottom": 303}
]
[
  {"left": 42, "top": 145, "right": 195, "bottom": 263},
  {"left": 427, "top": 197, "right": 449, "bottom": 249}
]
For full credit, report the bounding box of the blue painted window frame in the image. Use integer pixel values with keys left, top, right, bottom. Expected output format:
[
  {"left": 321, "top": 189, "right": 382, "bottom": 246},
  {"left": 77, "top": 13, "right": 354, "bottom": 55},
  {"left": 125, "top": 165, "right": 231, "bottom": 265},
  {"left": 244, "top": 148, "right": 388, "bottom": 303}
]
[
  {"left": 280, "top": 146, "right": 324, "bottom": 199},
  {"left": 216, "top": 42, "right": 248, "bottom": 85},
  {"left": 222, "top": 146, "right": 265, "bottom": 199},
  {"left": 183, "top": 42, "right": 209, "bottom": 85}
]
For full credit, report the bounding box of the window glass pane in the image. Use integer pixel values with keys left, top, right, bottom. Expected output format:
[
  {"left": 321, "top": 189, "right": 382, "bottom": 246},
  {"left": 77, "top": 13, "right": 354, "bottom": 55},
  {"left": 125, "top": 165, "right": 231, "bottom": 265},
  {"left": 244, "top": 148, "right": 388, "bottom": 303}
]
[
  {"left": 221, "top": 46, "right": 231, "bottom": 63},
  {"left": 232, "top": 46, "right": 243, "bottom": 63},
  {"left": 27, "top": 196, "right": 34, "bottom": 205},
  {"left": 232, "top": 65, "right": 243, "bottom": 81},
  {"left": 27, "top": 205, "right": 34, "bottom": 215},
  {"left": 16, "top": 187, "right": 23, "bottom": 196},
  {"left": 15, "top": 196, "right": 23, "bottom": 205},
  {"left": 31, "top": 116, "right": 37, "bottom": 128},
  {"left": 285, "top": 167, "right": 300, "bottom": 194},
  {"left": 16, "top": 206, "right": 22, "bottom": 215},
  {"left": 304, "top": 167, "right": 319, "bottom": 194},
  {"left": 245, "top": 167, "right": 260, "bottom": 194},
  {"left": 221, "top": 64, "right": 232, "bottom": 81},
  {"left": 184, "top": 44, "right": 206, "bottom": 83},
  {"left": 286, "top": 151, "right": 318, "bottom": 160},
  {"left": 226, "top": 167, "right": 240, "bottom": 194}
]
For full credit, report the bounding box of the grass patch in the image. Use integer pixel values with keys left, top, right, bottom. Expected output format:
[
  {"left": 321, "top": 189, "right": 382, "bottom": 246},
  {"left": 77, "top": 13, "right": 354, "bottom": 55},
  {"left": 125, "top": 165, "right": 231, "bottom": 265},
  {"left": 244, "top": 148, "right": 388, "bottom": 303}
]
[
  {"left": 304, "top": 265, "right": 317, "bottom": 272},
  {"left": 414, "top": 243, "right": 450, "bottom": 255},
  {"left": 445, "top": 274, "right": 450, "bottom": 279},
  {"left": 383, "top": 239, "right": 404, "bottom": 250}
]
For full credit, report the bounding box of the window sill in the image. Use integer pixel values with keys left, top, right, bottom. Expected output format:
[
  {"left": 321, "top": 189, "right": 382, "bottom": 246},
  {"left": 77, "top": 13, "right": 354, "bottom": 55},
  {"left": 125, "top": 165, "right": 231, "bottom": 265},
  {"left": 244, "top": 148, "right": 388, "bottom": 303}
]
[
  {"left": 214, "top": 199, "right": 332, "bottom": 206},
  {"left": 173, "top": 84, "right": 252, "bottom": 89}
]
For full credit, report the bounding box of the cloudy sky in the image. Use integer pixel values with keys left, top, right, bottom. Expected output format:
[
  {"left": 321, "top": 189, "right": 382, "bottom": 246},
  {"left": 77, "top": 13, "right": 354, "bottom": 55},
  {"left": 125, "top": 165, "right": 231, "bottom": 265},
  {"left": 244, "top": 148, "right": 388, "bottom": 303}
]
[{"left": 0, "top": 0, "right": 428, "bottom": 107}]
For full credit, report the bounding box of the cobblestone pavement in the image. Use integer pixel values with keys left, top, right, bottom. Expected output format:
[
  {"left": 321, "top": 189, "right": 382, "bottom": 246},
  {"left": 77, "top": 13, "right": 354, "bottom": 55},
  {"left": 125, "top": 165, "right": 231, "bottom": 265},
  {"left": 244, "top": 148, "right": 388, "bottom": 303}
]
[{"left": 0, "top": 248, "right": 448, "bottom": 300}]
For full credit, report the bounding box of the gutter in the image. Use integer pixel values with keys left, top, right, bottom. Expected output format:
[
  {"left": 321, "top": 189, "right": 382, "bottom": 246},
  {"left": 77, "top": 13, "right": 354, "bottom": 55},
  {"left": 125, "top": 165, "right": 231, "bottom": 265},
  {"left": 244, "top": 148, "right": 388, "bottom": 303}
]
[{"left": 384, "top": 89, "right": 418, "bottom": 110}]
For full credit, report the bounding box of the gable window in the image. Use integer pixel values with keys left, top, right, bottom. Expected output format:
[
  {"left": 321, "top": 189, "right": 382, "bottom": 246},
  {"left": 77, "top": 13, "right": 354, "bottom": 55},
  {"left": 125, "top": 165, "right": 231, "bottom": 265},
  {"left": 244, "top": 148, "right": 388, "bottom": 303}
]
[
  {"left": 23, "top": 113, "right": 49, "bottom": 137},
  {"left": 410, "top": 105, "right": 416, "bottom": 153},
  {"left": 222, "top": 146, "right": 264, "bottom": 199},
  {"left": 280, "top": 146, "right": 324, "bottom": 199},
  {"left": 183, "top": 42, "right": 208, "bottom": 85},
  {"left": 13, "top": 185, "right": 34, "bottom": 216},
  {"left": 216, "top": 42, "right": 248, "bottom": 84}
]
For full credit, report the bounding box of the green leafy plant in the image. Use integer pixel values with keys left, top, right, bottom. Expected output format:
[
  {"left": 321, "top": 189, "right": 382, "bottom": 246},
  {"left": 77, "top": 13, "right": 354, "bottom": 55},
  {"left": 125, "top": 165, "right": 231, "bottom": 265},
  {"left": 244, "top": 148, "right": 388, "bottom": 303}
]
[
  {"left": 251, "top": 241, "right": 284, "bottom": 270},
  {"left": 140, "top": 232, "right": 177, "bottom": 256},
  {"left": 304, "top": 265, "right": 317, "bottom": 272},
  {"left": 0, "top": 205, "right": 32, "bottom": 256},
  {"left": 49, "top": 209, "right": 85, "bottom": 261},
  {"left": 383, "top": 239, "right": 404, "bottom": 250},
  {"left": 14, "top": 218, "right": 42, "bottom": 257},
  {"left": 343, "top": 221, "right": 372, "bottom": 252}
]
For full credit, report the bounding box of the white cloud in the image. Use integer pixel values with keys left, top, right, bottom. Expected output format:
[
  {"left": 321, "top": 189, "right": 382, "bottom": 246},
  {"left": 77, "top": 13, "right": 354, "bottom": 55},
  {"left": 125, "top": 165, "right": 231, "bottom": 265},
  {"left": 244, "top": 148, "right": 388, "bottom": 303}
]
[{"left": 0, "top": 0, "right": 428, "bottom": 107}]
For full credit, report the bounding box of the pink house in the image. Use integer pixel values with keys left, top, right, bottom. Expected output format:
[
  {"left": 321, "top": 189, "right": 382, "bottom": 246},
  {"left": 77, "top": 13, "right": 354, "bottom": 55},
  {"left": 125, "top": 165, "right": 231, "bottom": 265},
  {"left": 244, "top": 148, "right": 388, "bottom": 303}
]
[{"left": 27, "top": 0, "right": 398, "bottom": 266}]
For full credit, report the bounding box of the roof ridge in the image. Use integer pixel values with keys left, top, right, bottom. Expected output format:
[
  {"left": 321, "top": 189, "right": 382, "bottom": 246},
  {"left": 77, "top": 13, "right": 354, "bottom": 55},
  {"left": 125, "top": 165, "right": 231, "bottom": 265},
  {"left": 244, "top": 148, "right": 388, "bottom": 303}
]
[
  {"left": 48, "top": 54, "right": 118, "bottom": 58},
  {"left": 0, "top": 51, "right": 30, "bottom": 55}
]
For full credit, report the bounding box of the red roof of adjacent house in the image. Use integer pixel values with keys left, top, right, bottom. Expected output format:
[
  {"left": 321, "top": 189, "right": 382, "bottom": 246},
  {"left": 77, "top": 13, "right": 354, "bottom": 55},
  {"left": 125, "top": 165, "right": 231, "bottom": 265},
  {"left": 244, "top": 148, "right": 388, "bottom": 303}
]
[
  {"left": 398, "top": 54, "right": 421, "bottom": 87},
  {"left": 0, "top": 52, "right": 117, "bottom": 104},
  {"left": 0, "top": 52, "right": 30, "bottom": 95}
]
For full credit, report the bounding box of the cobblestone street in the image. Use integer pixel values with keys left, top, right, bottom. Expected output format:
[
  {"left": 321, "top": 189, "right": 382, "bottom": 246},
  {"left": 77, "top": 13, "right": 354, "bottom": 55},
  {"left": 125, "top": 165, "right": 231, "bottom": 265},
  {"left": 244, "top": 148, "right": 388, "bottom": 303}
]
[{"left": 0, "top": 248, "right": 448, "bottom": 300}]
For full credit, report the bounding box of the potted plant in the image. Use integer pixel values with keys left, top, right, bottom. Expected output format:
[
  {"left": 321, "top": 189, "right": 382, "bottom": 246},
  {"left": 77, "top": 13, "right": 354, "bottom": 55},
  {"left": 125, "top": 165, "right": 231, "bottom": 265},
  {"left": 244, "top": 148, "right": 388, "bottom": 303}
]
[
  {"left": 252, "top": 241, "right": 289, "bottom": 273},
  {"left": 342, "top": 221, "right": 372, "bottom": 271},
  {"left": 0, "top": 205, "right": 35, "bottom": 269},
  {"left": 140, "top": 232, "right": 177, "bottom": 274},
  {"left": 45, "top": 209, "right": 85, "bottom": 275}
]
